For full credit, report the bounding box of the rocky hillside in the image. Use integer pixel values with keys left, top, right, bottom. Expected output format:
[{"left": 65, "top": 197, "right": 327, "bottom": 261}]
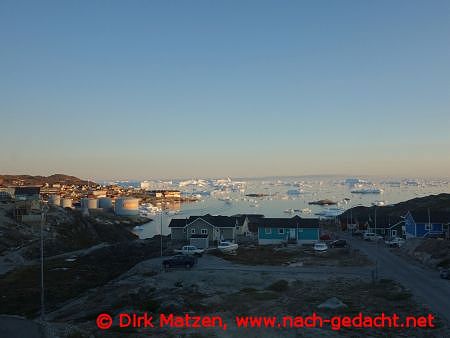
[
  {"left": 341, "top": 193, "right": 450, "bottom": 224},
  {"left": 400, "top": 238, "right": 450, "bottom": 269},
  {"left": 0, "top": 174, "right": 94, "bottom": 186}
]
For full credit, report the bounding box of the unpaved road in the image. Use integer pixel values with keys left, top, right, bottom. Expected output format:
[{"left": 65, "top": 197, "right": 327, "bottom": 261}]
[
  {"left": 342, "top": 233, "right": 450, "bottom": 324},
  {"left": 138, "top": 253, "right": 373, "bottom": 279}
]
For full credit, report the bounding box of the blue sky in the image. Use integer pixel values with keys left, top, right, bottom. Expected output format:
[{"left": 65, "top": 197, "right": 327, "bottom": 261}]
[{"left": 1, "top": 0, "right": 449, "bottom": 179}]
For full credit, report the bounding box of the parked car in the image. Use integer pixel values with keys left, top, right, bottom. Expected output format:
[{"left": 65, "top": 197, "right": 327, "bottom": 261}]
[
  {"left": 174, "top": 245, "right": 205, "bottom": 256},
  {"left": 330, "top": 239, "right": 347, "bottom": 248},
  {"left": 163, "top": 255, "right": 196, "bottom": 270},
  {"left": 384, "top": 237, "right": 405, "bottom": 247},
  {"left": 313, "top": 242, "right": 328, "bottom": 252},
  {"left": 440, "top": 269, "right": 449, "bottom": 280},
  {"left": 363, "top": 232, "right": 383, "bottom": 241}
]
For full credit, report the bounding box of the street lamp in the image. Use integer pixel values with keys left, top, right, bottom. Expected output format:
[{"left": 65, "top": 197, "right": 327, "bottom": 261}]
[
  {"left": 160, "top": 209, "right": 163, "bottom": 258},
  {"left": 40, "top": 203, "right": 49, "bottom": 321}
]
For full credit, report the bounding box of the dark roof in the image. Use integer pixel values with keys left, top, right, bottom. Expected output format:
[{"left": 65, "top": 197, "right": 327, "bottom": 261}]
[
  {"left": 408, "top": 210, "right": 450, "bottom": 224},
  {"left": 169, "top": 219, "right": 188, "bottom": 228},
  {"left": 258, "top": 216, "right": 319, "bottom": 228},
  {"left": 189, "top": 215, "right": 239, "bottom": 228},
  {"left": 169, "top": 214, "right": 242, "bottom": 228},
  {"left": 14, "top": 186, "right": 41, "bottom": 196}
]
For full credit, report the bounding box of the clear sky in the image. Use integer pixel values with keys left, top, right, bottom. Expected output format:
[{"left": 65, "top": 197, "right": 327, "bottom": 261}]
[{"left": 1, "top": 0, "right": 449, "bottom": 180}]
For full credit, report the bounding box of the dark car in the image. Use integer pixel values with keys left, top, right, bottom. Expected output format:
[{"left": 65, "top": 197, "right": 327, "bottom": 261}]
[
  {"left": 330, "top": 239, "right": 347, "bottom": 248},
  {"left": 163, "top": 255, "right": 196, "bottom": 270},
  {"left": 440, "top": 269, "right": 450, "bottom": 280}
]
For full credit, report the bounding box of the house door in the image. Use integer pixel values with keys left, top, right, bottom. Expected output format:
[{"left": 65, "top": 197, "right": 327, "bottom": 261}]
[{"left": 289, "top": 229, "right": 296, "bottom": 240}]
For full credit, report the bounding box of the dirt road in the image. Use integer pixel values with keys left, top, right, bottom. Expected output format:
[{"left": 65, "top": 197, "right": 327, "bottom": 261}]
[{"left": 342, "top": 233, "right": 450, "bottom": 324}]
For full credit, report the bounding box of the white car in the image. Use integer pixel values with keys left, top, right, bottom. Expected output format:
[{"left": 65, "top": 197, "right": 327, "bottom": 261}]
[
  {"left": 363, "top": 232, "right": 383, "bottom": 241},
  {"left": 217, "top": 241, "right": 238, "bottom": 253},
  {"left": 174, "top": 245, "right": 205, "bottom": 256},
  {"left": 385, "top": 237, "right": 405, "bottom": 247},
  {"left": 313, "top": 242, "right": 328, "bottom": 252}
]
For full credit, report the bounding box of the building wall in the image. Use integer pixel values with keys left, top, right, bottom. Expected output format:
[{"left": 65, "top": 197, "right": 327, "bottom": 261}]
[
  {"left": 190, "top": 237, "right": 209, "bottom": 249},
  {"left": 258, "top": 227, "right": 319, "bottom": 245},
  {"left": 171, "top": 218, "right": 236, "bottom": 243},
  {"left": 236, "top": 217, "right": 251, "bottom": 236},
  {"left": 415, "top": 223, "right": 443, "bottom": 237},
  {"left": 170, "top": 228, "right": 185, "bottom": 241},
  {"left": 219, "top": 228, "right": 235, "bottom": 241},
  {"left": 258, "top": 227, "right": 289, "bottom": 241},
  {"left": 186, "top": 219, "right": 216, "bottom": 241},
  {"left": 297, "top": 228, "right": 319, "bottom": 244}
]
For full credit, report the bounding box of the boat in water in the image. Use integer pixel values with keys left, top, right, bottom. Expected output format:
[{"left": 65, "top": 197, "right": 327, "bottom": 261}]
[
  {"left": 351, "top": 188, "right": 383, "bottom": 194},
  {"left": 300, "top": 208, "right": 312, "bottom": 214}
]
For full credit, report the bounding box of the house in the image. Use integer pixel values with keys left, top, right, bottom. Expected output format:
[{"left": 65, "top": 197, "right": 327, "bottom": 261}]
[
  {"left": 404, "top": 210, "right": 449, "bottom": 238},
  {"left": 147, "top": 190, "right": 181, "bottom": 199},
  {"left": 231, "top": 214, "right": 264, "bottom": 236},
  {"left": 0, "top": 187, "right": 14, "bottom": 202},
  {"left": 14, "top": 186, "right": 41, "bottom": 201},
  {"left": 169, "top": 214, "right": 240, "bottom": 245},
  {"left": 11, "top": 187, "right": 42, "bottom": 224},
  {"left": 256, "top": 216, "right": 320, "bottom": 245},
  {"left": 366, "top": 215, "right": 404, "bottom": 238}
]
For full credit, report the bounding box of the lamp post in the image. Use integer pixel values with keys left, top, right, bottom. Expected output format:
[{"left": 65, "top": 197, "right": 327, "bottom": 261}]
[
  {"left": 40, "top": 203, "right": 49, "bottom": 321},
  {"left": 160, "top": 207, "right": 163, "bottom": 258}
]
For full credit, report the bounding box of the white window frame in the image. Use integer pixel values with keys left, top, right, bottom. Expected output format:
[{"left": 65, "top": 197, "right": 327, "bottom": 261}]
[
  {"left": 425, "top": 223, "right": 431, "bottom": 231},
  {"left": 191, "top": 228, "right": 196, "bottom": 234},
  {"left": 201, "top": 229, "right": 208, "bottom": 235},
  {"left": 278, "top": 228, "right": 285, "bottom": 234},
  {"left": 265, "top": 228, "right": 271, "bottom": 234},
  {"left": 392, "top": 229, "right": 397, "bottom": 237}
]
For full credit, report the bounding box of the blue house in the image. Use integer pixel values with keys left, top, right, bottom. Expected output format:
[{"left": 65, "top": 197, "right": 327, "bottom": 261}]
[
  {"left": 257, "top": 216, "right": 319, "bottom": 245},
  {"left": 404, "top": 210, "right": 448, "bottom": 238}
]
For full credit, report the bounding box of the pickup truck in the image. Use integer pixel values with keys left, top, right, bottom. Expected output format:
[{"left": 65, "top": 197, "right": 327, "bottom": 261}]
[
  {"left": 174, "top": 245, "right": 205, "bottom": 256},
  {"left": 363, "top": 232, "right": 383, "bottom": 241},
  {"left": 384, "top": 237, "right": 405, "bottom": 247}
]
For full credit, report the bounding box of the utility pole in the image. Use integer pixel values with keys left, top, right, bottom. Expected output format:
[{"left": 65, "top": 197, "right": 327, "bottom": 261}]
[
  {"left": 374, "top": 206, "right": 377, "bottom": 233},
  {"left": 160, "top": 208, "right": 163, "bottom": 258},
  {"left": 40, "top": 203, "right": 48, "bottom": 322}
]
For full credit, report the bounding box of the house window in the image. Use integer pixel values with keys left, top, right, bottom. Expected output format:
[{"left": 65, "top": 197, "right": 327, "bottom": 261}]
[
  {"left": 265, "top": 228, "right": 271, "bottom": 234},
  {"left": 201, "top": 229, "right": 208, "bottom": 235},
  {"left": 278, "top": 228, "right": 284, "bottom": 234},
  {"left": 392, "top": 230, "right": 397, "bottom": 237},
  {"left": 191, "top": 229, "right": 196, "bottom": 234},
  {"left": 425, "top": 223, "right": 431, "bottom": 230}
]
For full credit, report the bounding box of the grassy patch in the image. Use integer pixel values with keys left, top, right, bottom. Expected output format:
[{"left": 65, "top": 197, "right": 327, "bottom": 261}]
[
  {"left": 211, "top": 245, "right": 299, "bottom": 265},
  {"left": 240, "top": 287, "right": 258, "bottom": 293},
  {"left": 266, "top": 279, "right": 289, "bottom": 292},
  {"left": 247, "top": 291, "right": 280, "bottom": 301}
]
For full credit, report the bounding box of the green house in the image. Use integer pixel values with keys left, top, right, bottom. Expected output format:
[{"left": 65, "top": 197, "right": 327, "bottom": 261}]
[{"left": 257, "top": 216, "right": 320, "bottom": 245}]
